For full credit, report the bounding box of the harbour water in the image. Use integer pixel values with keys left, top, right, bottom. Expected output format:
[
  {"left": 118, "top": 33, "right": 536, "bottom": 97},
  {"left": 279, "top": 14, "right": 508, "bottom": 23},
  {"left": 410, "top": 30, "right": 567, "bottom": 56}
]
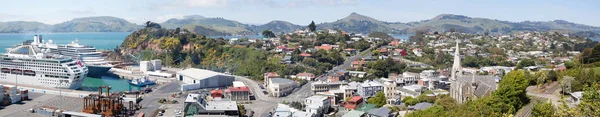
[
  {"left": 0, "top": 32, "right": 130, "bottom": 51},
  {"left": 0, "top": 32, "right": 137, "bottom": 92}
]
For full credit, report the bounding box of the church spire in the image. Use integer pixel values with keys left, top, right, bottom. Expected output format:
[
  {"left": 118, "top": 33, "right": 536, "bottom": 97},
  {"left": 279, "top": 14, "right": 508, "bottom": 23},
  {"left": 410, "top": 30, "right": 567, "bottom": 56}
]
[{"left": 451, "top": 40, "right": 462, "bottom": 81}]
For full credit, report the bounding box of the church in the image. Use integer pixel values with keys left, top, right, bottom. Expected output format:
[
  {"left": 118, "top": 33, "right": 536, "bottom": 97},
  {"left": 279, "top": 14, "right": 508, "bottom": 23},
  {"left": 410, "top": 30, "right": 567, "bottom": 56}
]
[{"left": 449, "top": 41, "right": 499, "bottom": 104}]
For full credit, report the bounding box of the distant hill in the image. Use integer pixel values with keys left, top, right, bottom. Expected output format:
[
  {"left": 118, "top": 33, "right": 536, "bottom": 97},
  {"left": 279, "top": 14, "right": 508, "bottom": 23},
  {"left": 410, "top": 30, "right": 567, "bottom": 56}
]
[
  {"left": 0, "top": 16, "right": 140, "bottom": 33},
  {"left": 161, "top": 16, "right": 252, "bottom": 35},
  {"left": 0, "top": 21, "right": 51, "bottom": 33},
  {"left": 2, "top": 13, "right": 600, "bottom": 36},
  {"left": 52, "top": 16, "right": 140, "bottom": 32},
  {"left": 317, "top": 12, "right": 410, "bottom": 34},
  {"left": 250, "top": 20, "right": 302, "bottom": 34},
  {"left": 402, "top": 14, "right": 600, "bottom": 34}
]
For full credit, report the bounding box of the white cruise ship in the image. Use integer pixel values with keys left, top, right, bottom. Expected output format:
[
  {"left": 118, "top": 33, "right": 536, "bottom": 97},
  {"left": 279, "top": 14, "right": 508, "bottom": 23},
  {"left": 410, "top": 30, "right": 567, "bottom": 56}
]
[
  {"left": 33, "top": 36, "right": 112, "bottom": 77},
  {"left": 0, "top": 43, "right": 88, "bottom": 89}
]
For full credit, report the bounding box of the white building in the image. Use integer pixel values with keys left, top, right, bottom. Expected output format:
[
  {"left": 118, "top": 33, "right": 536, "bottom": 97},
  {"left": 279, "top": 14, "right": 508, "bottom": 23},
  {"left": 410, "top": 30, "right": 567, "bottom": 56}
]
[
  {"left": 305, "top": 95, "right": 331, "bottom": 115},
  {"left": 357, "top": 81, "right": 383, "bottom": 99},
  {"left": 383, "top": 81, "right": 397, "bottom": 105},
  {"left": 178, "top": 68, "right": 235, "bottom": 91},
  {"left": 269, "top": 78, "right": 297, "bottom": 97},
  {"left": 402, "top": 72, "right": 420, "bottom": 84}
]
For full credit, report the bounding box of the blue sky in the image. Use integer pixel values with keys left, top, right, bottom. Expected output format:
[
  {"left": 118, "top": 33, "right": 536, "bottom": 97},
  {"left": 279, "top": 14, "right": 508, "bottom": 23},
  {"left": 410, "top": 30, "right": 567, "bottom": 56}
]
[{"left": 1, "top": 0, "right": 599, "bottom": 26}]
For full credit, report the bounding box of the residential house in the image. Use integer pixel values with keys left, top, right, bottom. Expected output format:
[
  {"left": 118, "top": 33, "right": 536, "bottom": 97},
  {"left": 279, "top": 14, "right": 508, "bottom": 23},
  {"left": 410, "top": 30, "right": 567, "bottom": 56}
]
[
  {"left": 282, "top": 55, "right": 293, "bottom": 64},
  {"left": 351, "top": 60, "right": 366, "bottom": 69},
  {"left": 315, "top": 44, "right": 334, "bottom": 51},
  {"left": 345, "top": 48, "right": 358, "bottom": 55},
  {"left": 349, "top": 71, "right": 367, "bottom": 78},
  {"left": 296, "top": 72, "right": 316, "bottom": 81},
  {"left": 299, "top": 53, "right": 312, "bottom": 57}
]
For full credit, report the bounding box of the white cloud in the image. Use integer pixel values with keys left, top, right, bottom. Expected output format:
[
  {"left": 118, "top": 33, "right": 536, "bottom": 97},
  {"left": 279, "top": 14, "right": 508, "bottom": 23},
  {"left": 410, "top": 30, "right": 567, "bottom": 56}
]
[
  {"left": 286, "top": 0, "right": 358, "bottom": 7},
  {"left": 62, "top": 8, "right": 96, "bottom": 15},
  {"left": 180, "top": 0, "right": 229, "bottom": 8}
]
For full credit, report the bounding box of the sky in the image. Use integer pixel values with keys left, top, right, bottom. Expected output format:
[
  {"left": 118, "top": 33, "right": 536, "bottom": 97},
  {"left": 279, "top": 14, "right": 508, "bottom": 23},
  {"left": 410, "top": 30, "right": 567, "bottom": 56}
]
[{"left": 1, "top": 0, "right": 599, "bottom": 26}]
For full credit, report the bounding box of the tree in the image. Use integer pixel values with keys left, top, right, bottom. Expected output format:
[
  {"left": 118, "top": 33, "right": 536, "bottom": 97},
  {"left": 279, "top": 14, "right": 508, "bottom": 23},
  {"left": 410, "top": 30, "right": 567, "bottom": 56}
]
[
  {"left": 493, "top": 70, "right": 530, "bottom": 113},
  {"left": 516, "top": 59, "right": 536, "bottom": 69},
  {"left": 434, "top": 94, "right": 456, "bottom": 110},
  {"left": 577, "top": 84, "right": 600, "bottom": 116},
  {"left": 368, "top": 91, "right": 387, "bottom": 107},
  {"left": 402, "top": 96, "right": 419, "bottom": 106},
  {"left": 548, "top": 70, "right": 558, "bottom": 81},
  {"left": 562, "top": 43, "right": 571, "bottom": 51},
  {"left": 308, "top": 21, "right": 316, "bottom": 32},
  {"left": 405, "top": 105, "right": 446, "bottom": 117},
  {"left": 262, "top": 30, "right": 276, "bottom": 38},
  {"left": 144, "top": 21, "right": 162, "bottom": 28},
  {"left": 535, "top": 71, "right": 548, "bottom": 88},
  {"left": 238, "top": 104, "right": 246, "bottom": 115},
  {"left": 532, "top": 101, "right": 555, "bottom": 117},
  {"left": 417, "top": 94, "right": 436, "bottom": 103}
]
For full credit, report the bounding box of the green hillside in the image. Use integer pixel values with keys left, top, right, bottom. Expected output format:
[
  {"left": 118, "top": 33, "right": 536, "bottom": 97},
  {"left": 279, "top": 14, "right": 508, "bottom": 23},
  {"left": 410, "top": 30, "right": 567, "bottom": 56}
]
[{"left": 0, "top": 21, "right": 51, "bottom": 33}]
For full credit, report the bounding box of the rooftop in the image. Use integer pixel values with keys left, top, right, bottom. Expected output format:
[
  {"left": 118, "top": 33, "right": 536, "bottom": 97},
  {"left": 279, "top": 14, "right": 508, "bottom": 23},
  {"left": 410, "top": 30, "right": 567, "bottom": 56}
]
[
  {"left": 177, "top": 68, "right": 231, "bottom": 80},
  {"left": 306, "top": 95, "right": 328, "bottom": 102},
  {"left": 343, "top": 110, "right": 365, "bottom": 117},
  {"left": 367, "top": 107, "right": 391, "bottom": 117},
  {"left": 409, "top": 102, "right": 433, "bottom": 110},
  {"left": 360, "top": 81, "right": 382, "bottom": 87},
  {"left": 270, "top": 78, "right": 295, "bottom": 84}
]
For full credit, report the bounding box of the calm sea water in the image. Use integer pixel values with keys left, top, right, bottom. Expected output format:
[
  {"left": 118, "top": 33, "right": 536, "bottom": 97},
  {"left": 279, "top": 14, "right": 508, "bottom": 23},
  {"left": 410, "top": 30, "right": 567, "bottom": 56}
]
[
  {"left": 0, "top": 32, "right": 138, "bottom": 92},
  {"left": 0, "top": 32, "right": 130, "bottom": 51}
]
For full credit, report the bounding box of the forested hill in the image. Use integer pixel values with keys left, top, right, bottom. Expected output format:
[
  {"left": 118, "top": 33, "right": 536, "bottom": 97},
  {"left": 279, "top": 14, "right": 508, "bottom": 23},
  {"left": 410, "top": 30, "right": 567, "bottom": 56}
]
[{"left": 112, "top": 24, "right": 296, "bottom": 79}]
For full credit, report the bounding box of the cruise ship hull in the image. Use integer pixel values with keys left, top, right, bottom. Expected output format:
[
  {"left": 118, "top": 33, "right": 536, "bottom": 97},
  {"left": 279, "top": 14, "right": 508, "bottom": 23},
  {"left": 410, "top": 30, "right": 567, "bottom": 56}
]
[
  {"left": 87, "top": 65, "right": 111, "bottom": 78},
  {"left": 0, "top": 73, "right": 85, "bottom": 90}
]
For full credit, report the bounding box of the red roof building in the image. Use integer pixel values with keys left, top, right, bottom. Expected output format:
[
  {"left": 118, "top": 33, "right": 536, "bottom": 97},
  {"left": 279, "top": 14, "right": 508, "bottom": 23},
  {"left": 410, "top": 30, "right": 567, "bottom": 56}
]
[
  {"left": 351, "top": 60, "right": 365, "bottom": 69},
  {"left": 344, "top": 96, "right": 363, "bottom": 109},
  {"left": 226, "top": 86, "right": 251, "bottom": 101},
  {"left": 299, "top": 53, "right": 312, "bottom": 57},
  {"left": 210, "top": 89, "right": 223, "bottom": 98},
  {"left": 389, "top": 40, "right": 401, "bottom": 47},
  {"left": 316, "top": 44, "right": 333, "bottom": 51}
]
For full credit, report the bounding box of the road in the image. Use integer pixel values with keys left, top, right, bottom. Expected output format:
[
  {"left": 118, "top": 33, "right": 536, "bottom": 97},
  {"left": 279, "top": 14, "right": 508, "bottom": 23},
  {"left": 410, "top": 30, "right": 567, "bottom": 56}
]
[
  {"left": 516, "top": 82, "right": 563, "bottom": 117},
  {"left": 137, "top": 81, "right": 183, "bottom": 116}
]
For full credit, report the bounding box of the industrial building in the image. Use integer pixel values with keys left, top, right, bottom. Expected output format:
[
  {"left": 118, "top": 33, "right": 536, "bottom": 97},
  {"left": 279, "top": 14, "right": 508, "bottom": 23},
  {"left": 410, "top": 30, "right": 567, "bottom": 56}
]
[{"left": 178, "top": 68, "right": 235, "bottom": 91}]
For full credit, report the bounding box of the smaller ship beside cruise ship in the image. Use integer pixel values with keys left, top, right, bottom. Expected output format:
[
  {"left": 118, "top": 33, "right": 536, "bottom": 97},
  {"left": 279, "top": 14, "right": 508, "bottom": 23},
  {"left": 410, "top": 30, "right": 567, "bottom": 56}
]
[
  {"left": 0, "top": 41, "right": 88, "bottom": 89},
  {"left": 32, "top": 35, "right": 113, "bottom": 77}
]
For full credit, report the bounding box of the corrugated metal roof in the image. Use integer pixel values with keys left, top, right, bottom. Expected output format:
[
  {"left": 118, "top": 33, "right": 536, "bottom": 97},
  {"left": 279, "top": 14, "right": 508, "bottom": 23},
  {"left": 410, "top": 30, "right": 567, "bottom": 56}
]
[{"left": 177, "top": 68, "right": 231, "bottom": 80}]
